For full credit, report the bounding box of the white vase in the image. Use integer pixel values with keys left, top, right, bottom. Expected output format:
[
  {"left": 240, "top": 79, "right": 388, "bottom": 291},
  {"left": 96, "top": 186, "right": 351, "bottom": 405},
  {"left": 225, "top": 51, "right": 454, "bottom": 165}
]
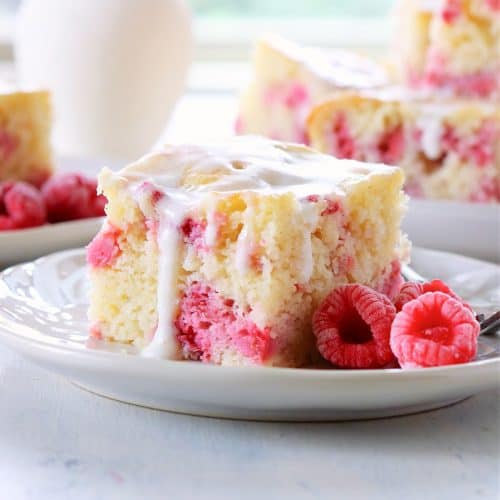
[{"left": 15, "top": 0, "right": 193, "bottom": 161}]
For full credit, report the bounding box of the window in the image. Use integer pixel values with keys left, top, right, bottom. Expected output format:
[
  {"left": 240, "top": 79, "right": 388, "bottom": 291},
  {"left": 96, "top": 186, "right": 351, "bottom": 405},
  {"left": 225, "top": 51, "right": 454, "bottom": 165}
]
[
  {"left": 1, "top": 1, "right": 393, "bottom": 52},
  {"left": 2, "top": 0, "right": 393, "bottom": 17},
  {"left": 0, "top": 1, "right": 394, "bottom": 90},
  {"left": 191, "top": 0, "right": 392, "bottom": 18}
]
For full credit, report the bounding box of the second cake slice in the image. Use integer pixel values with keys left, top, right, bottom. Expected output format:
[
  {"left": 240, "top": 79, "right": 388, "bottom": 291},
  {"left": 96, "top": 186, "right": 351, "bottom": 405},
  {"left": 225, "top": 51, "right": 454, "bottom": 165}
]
[{"left": 308, "top": 91, "right": 499, "bottom": 202}]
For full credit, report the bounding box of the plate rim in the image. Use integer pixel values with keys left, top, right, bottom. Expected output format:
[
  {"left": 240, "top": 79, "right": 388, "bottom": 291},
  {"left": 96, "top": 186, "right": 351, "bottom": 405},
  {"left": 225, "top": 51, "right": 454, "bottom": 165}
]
[
  {"left": 0, "top": 216, "right": 104, "bottom": 239},
  {"left": 0, "top": 247, "right": 498, "bottom": 381}
]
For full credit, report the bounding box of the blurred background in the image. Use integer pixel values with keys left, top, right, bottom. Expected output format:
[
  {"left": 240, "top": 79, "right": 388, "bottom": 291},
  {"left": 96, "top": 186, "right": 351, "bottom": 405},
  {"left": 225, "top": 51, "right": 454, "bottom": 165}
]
[{"left": 0, "top": 0, "right": 393, "bottom": 92}]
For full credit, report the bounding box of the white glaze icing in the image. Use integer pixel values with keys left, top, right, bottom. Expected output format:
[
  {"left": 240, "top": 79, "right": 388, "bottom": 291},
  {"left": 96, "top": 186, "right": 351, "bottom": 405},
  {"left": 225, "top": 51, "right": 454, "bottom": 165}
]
[
  {"left": 354, "top": 86, "right": 499, "bottom": 114},
  {"left": 262, "top": 35, "right": 388, "bottom": 89},
  {"left": 204, "top": 199, "right": 218, "bottom": 248},
  {"left": 416, "top": 113, "right": 444, "bottom": 159},
  {"left": 105, "top": 136, "right": 400, "bottom": 359},
  {"left": 141, "top": 194, "right": 198, "bottom": 359},
  {"left": 235, "top": 224, "right": 252, "bottom": 273},
  {"left": 116, "top": 137, "right": 393, "bottom": 196},
  {"left": 298, "top": 200, "right": 320, "bottom": 283}
]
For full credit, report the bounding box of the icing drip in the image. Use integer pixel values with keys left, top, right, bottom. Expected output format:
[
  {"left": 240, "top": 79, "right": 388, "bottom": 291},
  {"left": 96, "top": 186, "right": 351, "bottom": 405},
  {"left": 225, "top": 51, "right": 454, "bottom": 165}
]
[
  {"left": 417, "top": 114, "right": 444, "bottom": 159},
  {"left": 141, "top": 193, "right": 197, "bottom": 359},
  {"left": 298, "top": 200, "right": 319, "bottom": 283},
  {"left": 235, "top": 224, "right": 252, "bottom": 273},
  {"left": 204, "top": 202, "right": 218, "bottom": 248}
]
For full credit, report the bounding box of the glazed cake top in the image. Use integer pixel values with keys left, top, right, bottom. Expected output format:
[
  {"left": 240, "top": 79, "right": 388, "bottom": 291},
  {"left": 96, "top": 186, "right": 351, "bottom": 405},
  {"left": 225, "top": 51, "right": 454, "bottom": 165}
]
[
  {"left": 100, "top": 135, "right": 401, "bottom": 200},
  {"left": 258, "top": 35, "right": 389, "bottom": 90},
  {"left": 338, "top": 86, "right": 500, "bottom": 111},
  {"left": 0, "top": 84, "right": 50, "bottom": 96}
]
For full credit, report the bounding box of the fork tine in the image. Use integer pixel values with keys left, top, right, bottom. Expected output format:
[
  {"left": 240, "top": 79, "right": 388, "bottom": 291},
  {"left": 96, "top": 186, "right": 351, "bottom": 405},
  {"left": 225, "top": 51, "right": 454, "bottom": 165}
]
[{"left": 480, "top": 311, "right": 500, "bottom": 336}]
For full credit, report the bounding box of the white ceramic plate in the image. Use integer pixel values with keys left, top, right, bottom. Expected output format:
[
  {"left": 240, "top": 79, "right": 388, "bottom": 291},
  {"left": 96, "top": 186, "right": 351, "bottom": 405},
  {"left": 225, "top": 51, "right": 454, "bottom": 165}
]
[
  {"left": 0, "top": 247, "right": 498, "bottom": 421},
  {"left": 404, "top": 199, "right": 499, "bottom": 263},
  {"left": 0, "top": 217, "right": 104, "bottom": 268},
  {"left": 0, "top": 156, "right": 121, "bottom": 268}
]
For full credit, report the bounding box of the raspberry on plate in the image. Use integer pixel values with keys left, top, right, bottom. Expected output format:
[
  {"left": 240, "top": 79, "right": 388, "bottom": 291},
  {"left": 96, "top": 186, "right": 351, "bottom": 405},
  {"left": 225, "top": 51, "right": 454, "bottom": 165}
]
[
  {"left": 312, "top": 284, "right": 396, "bottom": 369},
  {"left": 390, "top": 291, "right": 479, "bottom": 369},
  {"left": 394, "top": 279, "right": 473, "bottom": 312},
  {"left": 0, "top": 181, "right": 47, "bottom": 230},
  {"left": 41, "top": 173, "right": 106, "bottom": 223}
]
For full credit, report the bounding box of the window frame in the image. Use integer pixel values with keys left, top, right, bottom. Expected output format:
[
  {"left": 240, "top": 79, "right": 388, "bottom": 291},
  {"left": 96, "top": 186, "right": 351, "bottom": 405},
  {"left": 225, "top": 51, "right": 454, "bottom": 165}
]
[
  {"left": 195, "top": 17, "right": 390, "bottom": 60},
  {"left": 0, "top": 13, "right": 390, "bottom": 61}
]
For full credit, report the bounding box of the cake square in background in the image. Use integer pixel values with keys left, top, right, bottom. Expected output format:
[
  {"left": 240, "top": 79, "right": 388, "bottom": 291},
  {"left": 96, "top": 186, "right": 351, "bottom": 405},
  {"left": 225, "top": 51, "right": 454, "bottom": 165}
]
[
  {"left": 236, "top": 36, "right": 389, "bottom": 144},
  {"left": 0, "top": 89, "right": 53, "bottom": 187},
  {"left": 307, "top": 90, "right": 499, "bottom": 202},
  {"left": 392, "top": 0, "right": 500, "bottom": 98}
]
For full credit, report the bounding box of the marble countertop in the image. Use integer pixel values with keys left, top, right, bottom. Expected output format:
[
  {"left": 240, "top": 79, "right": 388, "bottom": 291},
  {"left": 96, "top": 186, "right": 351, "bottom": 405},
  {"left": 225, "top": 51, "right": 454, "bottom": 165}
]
[{"left": 1, "top": 344, "right": 498, "bottom": 500}]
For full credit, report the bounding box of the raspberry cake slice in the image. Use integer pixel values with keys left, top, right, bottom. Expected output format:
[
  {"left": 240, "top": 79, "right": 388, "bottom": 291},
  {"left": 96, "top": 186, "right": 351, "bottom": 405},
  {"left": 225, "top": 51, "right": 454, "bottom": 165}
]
[
  {"left": 0, "top": 89, "right": 53, "bottom": 187},
  {"left": 87, "top": 136, "right": 408, "bottom": 367},
  {"left": 308, "top": 91, "right": 499, "bottom": 202},
  {"left": 236, "top": 36, "right": 388, "bottom": 144},
  {"left": 392, "top": 0, "right": 500, "bottom": 98}
]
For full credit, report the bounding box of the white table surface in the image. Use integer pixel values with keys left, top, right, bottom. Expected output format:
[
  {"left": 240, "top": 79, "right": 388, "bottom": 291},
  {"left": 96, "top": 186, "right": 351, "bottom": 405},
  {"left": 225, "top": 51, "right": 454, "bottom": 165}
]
[{"left": 1, "top": 342, "right": 498, "bottom": 500}]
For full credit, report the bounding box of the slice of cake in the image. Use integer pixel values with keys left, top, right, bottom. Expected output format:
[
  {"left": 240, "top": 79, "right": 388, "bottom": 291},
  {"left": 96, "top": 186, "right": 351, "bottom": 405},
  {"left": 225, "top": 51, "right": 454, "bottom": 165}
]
[
  {"left": 236, "top": 36, "right": 389, "bottom": 144},
  {"left": 0, "top": 89, "right": 53, "bottom": 187},
  {"left": 392, "top": 0, "right": 500, "bottom": 98},
  {"left": 308, "top": 91, "right": 499, "bottom": 202},
  {"left": 87, "top": 136, "right": 409, "bottom": 367}
]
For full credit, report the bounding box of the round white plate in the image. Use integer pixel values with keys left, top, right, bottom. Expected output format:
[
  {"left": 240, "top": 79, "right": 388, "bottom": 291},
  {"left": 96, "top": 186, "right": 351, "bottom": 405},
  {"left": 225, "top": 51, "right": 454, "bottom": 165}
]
[
  {"left": 0, "top": 217, "right": 104, "bottom": 268},
  {"left": 0, "top": 248, "right": 499, "bottom": 421},
  {"left": 404, "top": 199, "right": 499, "bottom": 263},
  {"left": 0, "top": 156, "right": 121, "bottom": 268}
]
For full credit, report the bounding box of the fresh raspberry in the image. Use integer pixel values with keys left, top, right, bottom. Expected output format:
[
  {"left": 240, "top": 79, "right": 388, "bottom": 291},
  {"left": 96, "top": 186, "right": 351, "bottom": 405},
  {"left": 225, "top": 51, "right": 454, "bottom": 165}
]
[
  {"left": 41, "top": 173, "right": 106, "bottom": 223},
  {"left": 394, "top": 282, "right": 423, "bottom": 311},
  {"left": 394, "top": 279, "right": 473, "bottom": 312},
  {"left": 0, "top": 181, "right": 47, "bottom": 230},
  {"left": 390, "top": 292, "right": 479, "bottom": 368},
  {"left": 312, "top": 284, "right": 396, "bottom": 369}
]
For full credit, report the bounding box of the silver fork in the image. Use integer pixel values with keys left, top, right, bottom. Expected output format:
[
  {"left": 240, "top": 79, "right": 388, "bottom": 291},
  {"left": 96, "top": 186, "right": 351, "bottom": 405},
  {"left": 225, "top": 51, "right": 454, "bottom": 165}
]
[{"left": 401, "top": 265, "right": 500, "bottom": 336}]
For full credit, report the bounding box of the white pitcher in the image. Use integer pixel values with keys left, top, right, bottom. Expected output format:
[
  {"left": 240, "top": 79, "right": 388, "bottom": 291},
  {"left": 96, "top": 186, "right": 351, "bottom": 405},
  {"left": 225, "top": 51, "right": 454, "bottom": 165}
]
[{"left": 15, "top": 0, "right": 193, "bottom": 161}]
